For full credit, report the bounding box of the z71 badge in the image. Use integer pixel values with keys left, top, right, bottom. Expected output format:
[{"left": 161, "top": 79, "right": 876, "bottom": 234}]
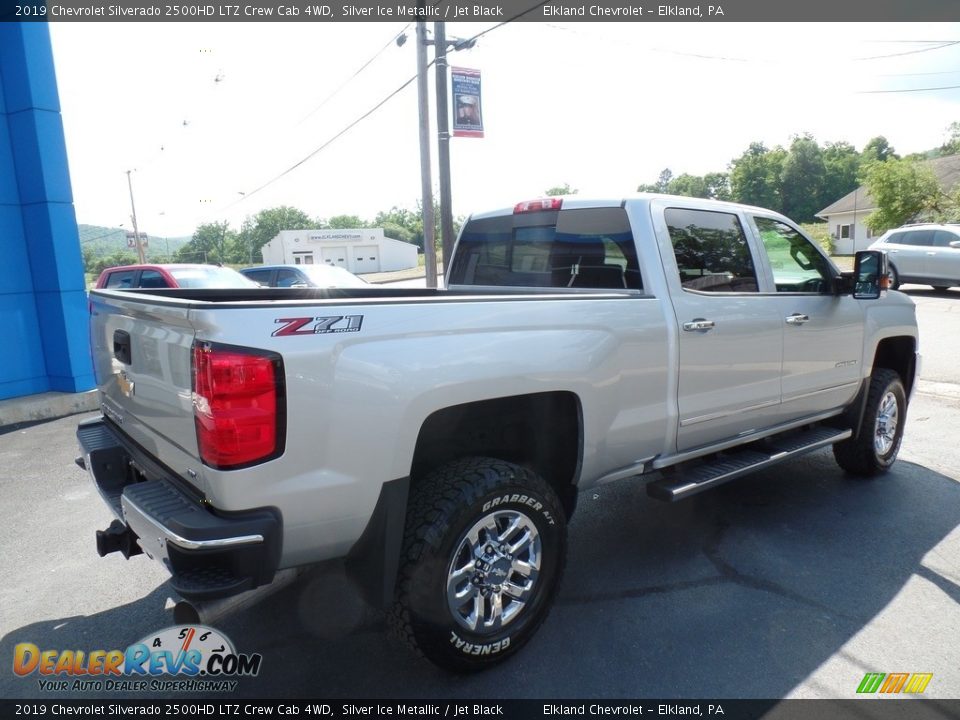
[{"left": 272, "top": 315, "right": 364, "bottom": 336}]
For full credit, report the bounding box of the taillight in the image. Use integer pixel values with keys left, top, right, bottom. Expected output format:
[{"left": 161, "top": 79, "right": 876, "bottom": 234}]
[
  {"left": 192, "top": 342, "right": 284, "bottom": 469},
  {"left": 514, "top": 197, "right": 563, "bottom": 214}
]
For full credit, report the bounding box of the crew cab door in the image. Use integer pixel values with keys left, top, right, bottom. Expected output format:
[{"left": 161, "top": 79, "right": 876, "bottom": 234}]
[
  {"left": 746, "top": 214, "right": 864, "bottom": 419},
  {"left": 654, "top": 203, "right": 784, "bottom": 452}
]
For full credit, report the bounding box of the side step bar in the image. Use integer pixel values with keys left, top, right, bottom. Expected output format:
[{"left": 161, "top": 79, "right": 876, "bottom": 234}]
[{"left": 647, "top": 426, "right": 852, "bottom": 502}]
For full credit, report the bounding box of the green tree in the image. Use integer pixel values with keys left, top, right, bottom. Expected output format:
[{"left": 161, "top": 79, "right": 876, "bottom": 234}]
[
  {"left": 544, "top": 183, "right": 578, "bottom": 196},
  {"left": 176, "top": 221, "right": 236, "bottom": 264},
  {"left": 863, "top": 158, "right": 942, "bottom": 233},
  {"left": 667, "top": 173, "right": 709, "bottom": 198},
  {"left": 375, "top": 206, "right": 420, "bottom": 246},
  {"left": 780, "top": 135, "right": 826, "bottom": 222},
  {"left": 704, "top": 172, "right": 731, "bottom": 201},
  {"left": 940, "top": 122, "right": 960, "bottom": 156},
  {"left": 237, "top": 206, "right": 315, "bottom": 264},
  {"left": 637, "top": 168, "right": 673, "bottom": 193},
  {"left": 325, "top": 214, "right": 369, "bottom": 229},
  {"left": 821, "top": 141, "right": 861, "bottom": 209},
  {"left": 860, "top": 136, "right": 898, "bottom": 167},
  {"left": 729, "top": 142, "right": 786, "bottom": 211},
  {"left": 90, "top": 251, "right": 138, "bottom": 276}
]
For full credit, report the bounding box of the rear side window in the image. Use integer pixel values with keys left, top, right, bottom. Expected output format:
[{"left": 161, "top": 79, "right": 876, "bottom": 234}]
[
  {"left": 105, "top": 270, "right": 135, "bottom": 288},
  {"left": 449, "top": 207, "right": 642, "bottom": 290},
  {"left": 902, "top": 230, "right": 934, "bottom": 246},
  {"left": 665, "top": 208, "right": 758, "bottom": 293},
  {"left": 243, "top": 269, "right": 273, "bottom": 285},
  {"left": 933, "top": 230, "right": 960, "bottom": 247}
]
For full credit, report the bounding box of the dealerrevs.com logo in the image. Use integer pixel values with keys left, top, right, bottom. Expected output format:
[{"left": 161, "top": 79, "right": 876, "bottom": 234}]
[
  {"left": 13, "top": 625, "right": 262, "bottom": 693},
  {"left": 857, "top": 672, "right": 933, "bottom": 694}
]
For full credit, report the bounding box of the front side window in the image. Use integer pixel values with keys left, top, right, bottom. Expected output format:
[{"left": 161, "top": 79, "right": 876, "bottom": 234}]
[
  {"left": 665, "top": 208, "right": 758, "bottom": 293},
  {"left": 753, "top": 217, "right": 833, "bottom": 293},
  {"left": 449, "top": 207, "right": 642, "bottom": 290},
  {"left": 137, "top": 270, "right": 169, "bottom": 289}
]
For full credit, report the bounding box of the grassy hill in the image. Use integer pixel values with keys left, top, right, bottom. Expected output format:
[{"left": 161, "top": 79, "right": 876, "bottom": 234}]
[{"left": 79, "top": 224, "right": 191, "bottom": 259}]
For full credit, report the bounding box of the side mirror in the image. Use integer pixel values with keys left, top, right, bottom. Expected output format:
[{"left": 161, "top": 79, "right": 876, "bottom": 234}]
[
  {"left": 950, "top": 240, "right": 960, "bottom": 249},
  {"left": 853, "top": 250, "right": 887, "bottom": 299}
]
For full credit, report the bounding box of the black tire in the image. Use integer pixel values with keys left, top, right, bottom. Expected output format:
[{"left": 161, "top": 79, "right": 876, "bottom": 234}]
[
  {"left": 390, "top": 456, "right": 567, "bottom": 672},
  {"left": 833, "top": 368, "right": 907, "bottom": 476},
  {"left": 888, "top": 264, "right": 900, "bottom": 290}
]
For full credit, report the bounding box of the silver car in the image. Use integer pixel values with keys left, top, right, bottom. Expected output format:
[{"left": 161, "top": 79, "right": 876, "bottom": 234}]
[{"left": 868, "top": 223, "right": 960, "bottom": 290}]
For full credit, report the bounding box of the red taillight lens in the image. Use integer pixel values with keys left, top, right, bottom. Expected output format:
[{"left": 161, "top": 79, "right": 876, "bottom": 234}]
[
  {"left": 514, "top": 198, "right": 563, "bottom": 214},
  {"left": 192, "top": 343, "right": 283, "bottom": 469}
]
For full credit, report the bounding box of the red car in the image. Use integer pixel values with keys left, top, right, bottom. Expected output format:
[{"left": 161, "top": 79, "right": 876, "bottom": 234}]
[{"left": 94, "top": 264, "right": 259, "bottom": 290}]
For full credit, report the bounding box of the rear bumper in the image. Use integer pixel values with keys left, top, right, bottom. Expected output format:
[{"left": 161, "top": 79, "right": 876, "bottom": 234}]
[{"left": 77, "top": 416, "right": 282, "bottom": 601}]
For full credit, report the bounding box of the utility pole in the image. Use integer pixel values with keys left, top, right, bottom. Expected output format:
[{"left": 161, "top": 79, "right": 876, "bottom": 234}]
[
  {"left": 125, "top": 170, "right": 145, "bottom": 264},
  {"left": 416, "top": 19, "right": 438, "bottom": 288},
  {"left": 434, "top": 22, "right": 454, "bottom": 273}
]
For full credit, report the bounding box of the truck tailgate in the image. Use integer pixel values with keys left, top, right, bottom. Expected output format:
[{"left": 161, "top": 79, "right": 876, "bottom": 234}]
[{"left": 89, "top": 291, "right": 201, "bottom": 482}]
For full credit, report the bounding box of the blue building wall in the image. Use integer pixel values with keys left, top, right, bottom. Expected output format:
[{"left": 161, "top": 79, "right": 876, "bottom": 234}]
[{"left": 0, "top": 22, "right": 93, "bottom": 400}]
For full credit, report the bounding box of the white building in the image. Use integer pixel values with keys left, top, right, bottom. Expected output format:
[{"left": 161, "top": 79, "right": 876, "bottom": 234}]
[{"left": 260, "top": 228, "right": 419, "bottom": 274}]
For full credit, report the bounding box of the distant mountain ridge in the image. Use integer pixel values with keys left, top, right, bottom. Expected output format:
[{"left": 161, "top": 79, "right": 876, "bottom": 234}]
[{"left": 78, "top": 224, "right": 191, "bottom": 258}]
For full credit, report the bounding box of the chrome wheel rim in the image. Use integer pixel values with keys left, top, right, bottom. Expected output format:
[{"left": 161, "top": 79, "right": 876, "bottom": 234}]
[
  {"left": 874, "top": 391, "right": 900, "bottom": 456},
  {"left": 446, "top": 509, "right": 541, "bottom": 635}
]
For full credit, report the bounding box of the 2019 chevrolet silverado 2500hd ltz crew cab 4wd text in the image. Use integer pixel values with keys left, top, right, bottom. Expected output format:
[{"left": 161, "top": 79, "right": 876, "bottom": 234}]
[{"left": 77, "top": 194, "right": 919, "bottom": 671}]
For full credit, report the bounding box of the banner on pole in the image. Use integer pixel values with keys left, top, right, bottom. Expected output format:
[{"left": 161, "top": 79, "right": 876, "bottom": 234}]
[{"left": 451, "top": 67, "right": 483, "bottom": 138}]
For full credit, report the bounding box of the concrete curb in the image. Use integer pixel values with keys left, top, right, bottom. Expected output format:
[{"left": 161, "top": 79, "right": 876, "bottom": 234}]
[{"left": 0, "top": 390, "right": 99, "bottom": 430}]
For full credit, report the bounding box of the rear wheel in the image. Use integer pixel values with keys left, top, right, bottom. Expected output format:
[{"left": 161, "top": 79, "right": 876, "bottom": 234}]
[
  {"left": 390, "top": 457, "right": 566, "bottom": 672},
  {"left": 833, "top": 368, "right": 906, "bottom": 476}
]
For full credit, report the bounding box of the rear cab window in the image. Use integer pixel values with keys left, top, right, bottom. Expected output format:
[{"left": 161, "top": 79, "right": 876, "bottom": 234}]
[{"left": 449, "top": 206, "right": 643, "bottom": 291}]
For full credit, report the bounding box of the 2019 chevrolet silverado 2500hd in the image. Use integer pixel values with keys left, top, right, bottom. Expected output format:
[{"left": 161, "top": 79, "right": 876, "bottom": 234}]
[{"left": 77, "top": 194, "right": 919, "bottom": 671}]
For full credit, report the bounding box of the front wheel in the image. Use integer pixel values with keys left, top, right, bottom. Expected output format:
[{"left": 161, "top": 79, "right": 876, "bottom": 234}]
[
  {"left": 390, "top": 457, "right": 567, "bottom": 672},
  {"left": 888, "top": 263, "right": 900, "bottom": 290},
  {"left": 833, "top": 368, "right": 907, "bottom": 476}
]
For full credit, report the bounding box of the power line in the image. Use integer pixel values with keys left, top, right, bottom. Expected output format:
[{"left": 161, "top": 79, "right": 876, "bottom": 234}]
[
  {"left": 856, "top": 41, "right": 960, "bottom": 60},
  {"left": 226, "top": 6, "right": 549, "bottom": 208},
  {"left": 227, "top": 69, "right": 425, "bottom": 207},
  {"left": 295, "top": 23, "right": 412, "bottom": 127},
  {"left": 857, "top": 83, "right": 960, "bottom": 94}
]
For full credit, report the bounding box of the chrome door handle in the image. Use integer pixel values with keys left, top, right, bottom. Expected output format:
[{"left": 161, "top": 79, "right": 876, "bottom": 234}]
[
  {"left": 683, "top": 319, "right": 715, "bottom": 332},
  {"left": 785, "top": 313, "right": 810, "bottom": 325},
  {"left": 926, "top": 251, "right": 937, "bottom": 256}
]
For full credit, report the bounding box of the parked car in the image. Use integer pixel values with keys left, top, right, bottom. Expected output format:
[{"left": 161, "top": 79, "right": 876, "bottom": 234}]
[
  {"left": 868, "top": 223, "right": 960, "bottom": 290},
  {"left": 95, "top": 264, "right": 259, "bottom": 290},
  {"left": 239, "top": 263, "right": 370, "bottom": 288}
]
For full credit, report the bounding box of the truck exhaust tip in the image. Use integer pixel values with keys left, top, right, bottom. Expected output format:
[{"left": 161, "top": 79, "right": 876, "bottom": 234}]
[{"left": 169, "top": 568, "right": 300, "bottom": 626}]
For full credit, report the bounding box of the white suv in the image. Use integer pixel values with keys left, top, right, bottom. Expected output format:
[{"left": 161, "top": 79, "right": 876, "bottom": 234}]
[{"left": 869, "top": 223, "right": 960, "bottom": 290}]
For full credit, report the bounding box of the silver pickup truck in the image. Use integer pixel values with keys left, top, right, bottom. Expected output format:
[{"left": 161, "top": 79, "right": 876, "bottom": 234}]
[{"left": 77, "top": 194, "right": 919, "bottom": 671}]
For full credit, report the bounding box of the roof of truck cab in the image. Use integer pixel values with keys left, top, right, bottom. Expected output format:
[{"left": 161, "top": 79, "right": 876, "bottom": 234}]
[{"left": 465, "top": 193, "right": 785, "bottom": 222}]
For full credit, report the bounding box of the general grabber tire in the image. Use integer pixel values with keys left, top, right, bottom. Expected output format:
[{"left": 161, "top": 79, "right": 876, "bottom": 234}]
[
  {"left": 833, "top": 368, "right": 907, "bottom": 477},
  {"left": 390, "top": 456, "right": 567, "bottom": 672}
]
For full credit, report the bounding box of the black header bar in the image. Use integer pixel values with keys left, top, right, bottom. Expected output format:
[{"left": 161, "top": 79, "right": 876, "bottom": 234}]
[{"left": 1, "top": 0, "right": 959, "bottom": 22}]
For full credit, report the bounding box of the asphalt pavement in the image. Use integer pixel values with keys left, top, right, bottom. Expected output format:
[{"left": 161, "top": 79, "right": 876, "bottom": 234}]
[{"left": 1, "top": 285, "right": 958, "bottom": 701}]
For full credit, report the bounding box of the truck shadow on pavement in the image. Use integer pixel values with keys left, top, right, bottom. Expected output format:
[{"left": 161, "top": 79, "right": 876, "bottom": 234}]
[{"left": 3, "top": 455, "right": 958, "bottom": 700}]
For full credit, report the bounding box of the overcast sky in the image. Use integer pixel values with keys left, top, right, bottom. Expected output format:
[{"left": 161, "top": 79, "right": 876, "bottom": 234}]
[{"left": 49, "top": 21, "right": 960, "bottom": 238}]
